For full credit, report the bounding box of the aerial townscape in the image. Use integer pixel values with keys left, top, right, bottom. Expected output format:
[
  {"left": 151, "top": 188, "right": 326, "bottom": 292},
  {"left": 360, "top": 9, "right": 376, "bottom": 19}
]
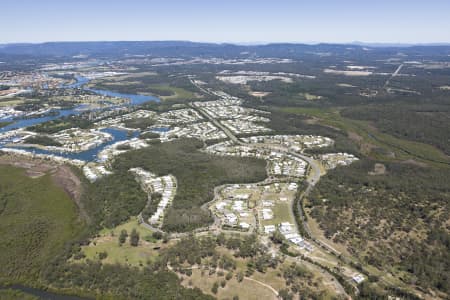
[{"left": 0, "top": 1, "right": 449, "bottom": 300}]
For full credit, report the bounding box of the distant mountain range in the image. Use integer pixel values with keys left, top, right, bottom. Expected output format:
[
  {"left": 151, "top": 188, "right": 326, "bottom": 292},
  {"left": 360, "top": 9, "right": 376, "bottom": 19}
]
[
  {"left": 350, "top": 41, "right": 450, "bottom": 47},
  {"left": 0, "top": 41, "right": 449, "bottom": 58}
]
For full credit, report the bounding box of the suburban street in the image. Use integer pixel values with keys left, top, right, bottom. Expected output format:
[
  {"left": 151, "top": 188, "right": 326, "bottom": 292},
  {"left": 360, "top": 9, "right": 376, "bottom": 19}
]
[
  {"left": 187, "top": 83, "right": 364, "bottom": 295},
  {"left": 189, "top": 102, "right": 240, "bottom": 144}
]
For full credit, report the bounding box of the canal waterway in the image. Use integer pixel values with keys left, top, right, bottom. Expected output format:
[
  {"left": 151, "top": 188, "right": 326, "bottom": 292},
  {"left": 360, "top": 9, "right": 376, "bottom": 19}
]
[{"left": 0, "top": 76, "right": 161, "bottom": 161}]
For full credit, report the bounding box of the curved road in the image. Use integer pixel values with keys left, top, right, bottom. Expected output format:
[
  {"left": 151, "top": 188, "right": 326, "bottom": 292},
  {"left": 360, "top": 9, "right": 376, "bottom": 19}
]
[{"left": 187, "top": 81, "right": 364, "bottom": 295}]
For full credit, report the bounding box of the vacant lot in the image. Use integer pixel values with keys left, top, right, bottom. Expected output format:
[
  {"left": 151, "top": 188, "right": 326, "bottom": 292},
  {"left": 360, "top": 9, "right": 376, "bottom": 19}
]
[
  {"left": 181, "top": 269, "right": 278, "bottom": 300},
  {"left": 90, "top": 72, "right": 198, "bottom": 101},
  {"left": 80, "top": 217, "right": 175, "bottom": 267}
]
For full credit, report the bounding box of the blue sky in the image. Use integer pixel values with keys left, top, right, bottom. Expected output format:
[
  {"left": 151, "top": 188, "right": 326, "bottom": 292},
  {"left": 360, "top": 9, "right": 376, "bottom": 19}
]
[{"left": 1, "top": 0, "right": 449, "bottom": 44}]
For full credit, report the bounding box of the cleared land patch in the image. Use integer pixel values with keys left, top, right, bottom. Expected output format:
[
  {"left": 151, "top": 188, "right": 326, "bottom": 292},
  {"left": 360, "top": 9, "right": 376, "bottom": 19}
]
[
  {"left": 180, "top": 268, "right": 278, "bottom": 300},
  {"left": 280, "top": 107, "right": 450, "bottom": 166},
  {"left": 79, "top": 217, "right": 173, "bottom": 267}
]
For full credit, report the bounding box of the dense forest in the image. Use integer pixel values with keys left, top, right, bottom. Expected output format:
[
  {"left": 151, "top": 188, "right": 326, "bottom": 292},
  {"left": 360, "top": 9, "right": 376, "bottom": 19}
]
[
  {"left": 27, "top": 115, "right": 93, "bottom": 134},
  {"left": 23, "top": 135, "right": 62, "bottom": 146},
  {"left": 0, "top": 166, "right": 82, "bottom": 284},
  {"left": 309, "top": 160, "right": 450, "bottom": 295},
  {"left": 81, "top": 171, "right": 147, "bottom": 228},
  {"left": 113, "top": 138, "right": 267, "bottom": 231},
  {"left": 0, "top": 164, "right": 216, "bottom": 299},
  {"left": 123, "top": 117, "right": 156, "bottom": 130},
  {"left": 1, "top": 42, "right": 450, "bottom": 298},
  {"left": 341, "top": 104, "right": 450, "bottom": 155},
  {"left": 43, "top": 262, "right": 213, "bottom": 300}
]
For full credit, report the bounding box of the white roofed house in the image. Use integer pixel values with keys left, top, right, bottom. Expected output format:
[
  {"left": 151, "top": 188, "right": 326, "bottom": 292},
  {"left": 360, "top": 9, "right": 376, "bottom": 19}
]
[
  {"left": 240, "top": 222, "right": 250, "bottom": 229},
  {"left": 279, "top": 222, "right": 294, "bottom": 234},
  {"left": 261, "top": 208, "right": 274, "bottom": 220},
  {"left": 235, "top": 193, "right": 250, "bottom": 200},
  {"left": 262, "top": 200, "right": 274, "bottom": 207},
  {"left": 264, "top": 225, "right": 276, "bottom": 234},
  {"left": 225, "top": 213, "right": 238, "bottom": 225},
  {"left": 352, "top": 274, "right": 365, "bottom": 284},
  {"left": 288, "top": 182, "right": 298, "bottom": 191},
  {"left": 232, "top": 200, "right": 245, "bottom": 211},
  {"left": 215, "top": 201, "right": 227, "bottom": 211},
  {"left": 129, "top": 168, "right": 177, "bottom": 227}
]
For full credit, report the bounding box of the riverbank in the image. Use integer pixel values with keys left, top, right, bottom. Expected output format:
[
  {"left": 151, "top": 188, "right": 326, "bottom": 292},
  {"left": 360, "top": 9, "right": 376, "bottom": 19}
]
[{"left": 0, "top": 285, "right": 90, "bottom": 300}]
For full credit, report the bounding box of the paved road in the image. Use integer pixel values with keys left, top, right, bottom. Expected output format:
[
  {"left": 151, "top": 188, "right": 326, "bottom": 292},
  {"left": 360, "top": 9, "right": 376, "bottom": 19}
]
[
  {"left": 189, "top": 77, "right": 215, "bottom": 96},
  {"left": 190, "top": 84, "right": 324, "bottom": 240},
  {"left": 383, "top": 63, "right": 404, "bottom": 89},
  {"left": 189, "top": 81, "right": 431, "bottom": 298},
  {"left": 187, "top": 80, "right": 364, "bottom": 294},
  {"left": 189, "top": 102, "right": 240, "bottom": 144},
  {"left": 249, "top": 144, "right": 322, "bottom": 238}
]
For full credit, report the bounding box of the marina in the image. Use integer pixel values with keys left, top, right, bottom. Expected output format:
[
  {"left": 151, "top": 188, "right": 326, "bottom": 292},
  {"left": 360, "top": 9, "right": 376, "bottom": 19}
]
[{"left": 0, "top": 76, "right": 160, "bottom": 162}]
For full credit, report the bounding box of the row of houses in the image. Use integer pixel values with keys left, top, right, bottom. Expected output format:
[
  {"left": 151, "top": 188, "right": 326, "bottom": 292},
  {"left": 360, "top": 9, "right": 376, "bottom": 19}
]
[
  {"left": 264, "top": 222, "right": 313, "bottom": 252},
  {"left": 201, "top": 104, "right": 270, "bottom": 122},
  {"left": 215, "top": 198, "right": 253, "bottom": 228},
  {"left": 97, "top": 138, "right": 148, "bottom": 163},
  {"left": 270, "top": 155, "right": 307, "bottom": 178},
  {"left": 149, "top": 175, "right": 175, "bottom": 225},
  {"left": 193, "top": 98, "right": 241, "bottom": 108},
  {"left": 83, "top": 164, "right": 112, "bottom": 182},
  {"left": 160, "top": 122, "right": 227, "bottom": 141},
  {"left": 157, "top": 108, "right": 203, "bottom": 124},
  {"left": 95, "top": 109, "right": 157, "bottom": 130},
  {"left": 0, "top": 147, "right": 85, "bottom": 167},
  {"left": 318, "top": 152, "right": 359, "bottom": 169},
  {"left": 129, "top": 168, "right": 177, "bottom": 227},
  {"left": 241, "top": 134, "right": 334, "bottom": 151},
  {"left": 45, "top": 128, "right": 113, "bottom": 153},
  {"left": 220, "top": 119, "right": 272, "bottom": 135},
  {"left": 206, "top": 143, "right": 308, "bottom": 178}
]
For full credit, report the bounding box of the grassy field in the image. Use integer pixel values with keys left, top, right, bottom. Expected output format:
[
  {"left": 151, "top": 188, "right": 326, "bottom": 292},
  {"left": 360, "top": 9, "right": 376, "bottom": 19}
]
[
  {"left": 250, "top": 266, "right": 287, "bottom": 291},
  {"left": 302, "top": 92, "right": 322, "bottom": 101},
  {"left": 177, "top": 250, "right": 339, "bottom": 300},
  {"left": 80, "top": 217, "right": 172, "bottom": 267},
  {"left": 0, "top": 99, "right": 24, "bottom": 107},
  {"left": 113, "top": 138, "right": 267, "bottom": 232},
  {"left": 146, "top": 84, "right": 196, "bottom": 101},
  {"left": 89, "top": 73, "right": 198, "bottom": 101},
  {"left": 280, "top": 107, "right": 450, "bottom": 167},
  {"left": 0, "top": 165, "right": 83, "bottom": 284},
  {"left": 261, "top": 201, "right": 295, "bottom": 227},
  {"left": 180, "top": 268, "right": 278, "bottom": 300}
]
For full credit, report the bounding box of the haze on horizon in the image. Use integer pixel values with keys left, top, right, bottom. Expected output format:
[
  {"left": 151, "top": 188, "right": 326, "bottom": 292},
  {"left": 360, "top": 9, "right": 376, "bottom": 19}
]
[{"left": 1, "top": 0, "right": 449, "bottom": 44}]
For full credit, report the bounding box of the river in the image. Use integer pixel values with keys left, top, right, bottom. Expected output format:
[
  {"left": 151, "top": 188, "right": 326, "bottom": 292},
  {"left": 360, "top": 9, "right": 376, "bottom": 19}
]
[
  {"left": 0, "top": 78, "right": 157, "bottom": 298},
  {"left": 1, "top": 285, "right": 90, "bottom": 300},
  {"left": 0, "top": 76, "right": 161, "bottom": 161}
]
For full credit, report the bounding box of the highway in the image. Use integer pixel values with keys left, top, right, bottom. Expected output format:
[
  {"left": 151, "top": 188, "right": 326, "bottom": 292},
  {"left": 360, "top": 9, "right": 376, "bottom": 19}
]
[
  {"left": 188, "top": 80, "right": 430, "bottom": 298},
  {"left": 189, "top": 102, "right": 240, "bottom": 144},
  {"left": 188, "top": 80, "right": 366, "bottom": 295},
  {"left": 383, "top": 63, "right": 404, "bottom": 89},
  {"left": 192, "top": 99, "right": 325, "bottom": 240}
]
